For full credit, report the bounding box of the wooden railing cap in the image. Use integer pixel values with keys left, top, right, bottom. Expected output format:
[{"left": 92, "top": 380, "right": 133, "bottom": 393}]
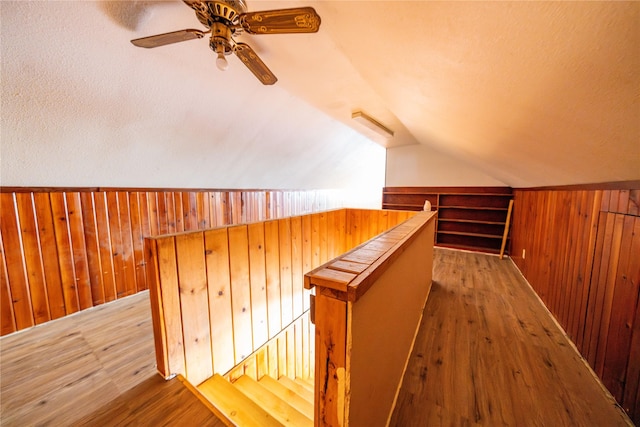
[{"left": 304, "top": 211, "right": 436, "bottom": 302}]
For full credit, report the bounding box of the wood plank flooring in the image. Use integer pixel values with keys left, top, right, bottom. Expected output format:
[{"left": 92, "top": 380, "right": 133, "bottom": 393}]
[
  {"left": 1, "top": 248, "right": 632, "bottom": 426},
  {"left": 0, "top": 291, "right": 224, "bottom": 426},
  {"left": 390, "top": 248, "right": 632, "bottom": 426}
]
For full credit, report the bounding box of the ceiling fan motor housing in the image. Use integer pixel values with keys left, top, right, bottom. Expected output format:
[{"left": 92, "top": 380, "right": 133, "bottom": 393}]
[
  {"left": 190, "top": 1, "right": 248, "bottom": 56},
  {"left": 193, "top": 1, "right": 246, "bottom": 28},
  {"left": 210, "top": 22, "right": 233, "bottom": 55}
]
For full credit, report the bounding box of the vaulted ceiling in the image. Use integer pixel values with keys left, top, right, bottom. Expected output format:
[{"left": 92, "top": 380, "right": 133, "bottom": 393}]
[{"left": 1, "top": 1, "right": 638, "bottom": 191}]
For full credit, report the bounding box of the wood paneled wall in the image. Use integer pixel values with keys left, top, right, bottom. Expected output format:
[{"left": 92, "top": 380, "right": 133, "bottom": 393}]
[
  {"left": 511, "top": 188, "right": 640, "bottom": 423},
  {"left": 144, "top": 208, "right": 414, "bottom": 386},
  {"left": 224, "top": 311, "right": 315, "bottom": 383},
  {"left": 0, "top": 188, "right": 343, "bottom": 337}
]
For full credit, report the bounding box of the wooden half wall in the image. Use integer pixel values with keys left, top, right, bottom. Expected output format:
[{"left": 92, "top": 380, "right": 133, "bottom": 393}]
[
  {"left": 510, "top": 186, "right": 640, "bottom": 423},
  {"left": 144, "top": 208, "right": 415, "bottom": 386},
  {"left": 306, "top": 211, "right": 436, "bottom": 426},
  {"left": 0, "top": 187, "right": 343, "bottom": 336}
]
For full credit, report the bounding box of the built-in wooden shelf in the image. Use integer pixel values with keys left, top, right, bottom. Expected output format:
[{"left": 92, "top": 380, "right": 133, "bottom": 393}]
[{"left": 382, "top": 186, "right": 514, "bottom": 254}]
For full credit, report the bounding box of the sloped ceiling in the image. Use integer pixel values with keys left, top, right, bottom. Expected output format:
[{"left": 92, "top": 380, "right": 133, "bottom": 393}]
[{"left": 1, "top": 1, "right": 638, "bottom": 190}]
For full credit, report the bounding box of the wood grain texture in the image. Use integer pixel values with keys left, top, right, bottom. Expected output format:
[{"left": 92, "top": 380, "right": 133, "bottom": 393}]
[
  {"left": 221, "top": 311, "right": 314, "bottom": 384},
  {"left": 389, "top": 248, "right": 632, "bottom": 427},
  {"left": 145, "top": 208, "right": 412, "bottom": 386},
  {"left": 383, "top": 186, "right": 513, "bottom": 254},
  {"left": 2, "top": 250, "right": 630, "bottom": 426},
  {"left": 0, "top": 291, "right": 225, "bottom": 426},
  {"left": 314, "top": 293, "right": 348, "bottom": 427},
  {"left": 511, "top": 187, "right": 640, "bottom": 423},
  {"left": 309, "top": 212, "right": 434, "bottom": 426},
  {"left": 0, "top": 188, "right": 343, "bottom": 336}
]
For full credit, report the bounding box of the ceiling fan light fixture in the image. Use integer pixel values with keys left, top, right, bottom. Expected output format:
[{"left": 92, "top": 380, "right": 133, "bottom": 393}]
[
  {"left": 352, "top": 111, "right": 394, "bottom": 139},
  {"left": 216, "top": 51, "right": 229, "bottom": 70}
]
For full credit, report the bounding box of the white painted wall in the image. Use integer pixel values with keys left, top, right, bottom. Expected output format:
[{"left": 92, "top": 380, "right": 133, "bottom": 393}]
[
  {"left": 0, "top": 1, "right": 386, "bottom": 209},
  {"left": 386, "top": 144, "right": 508, "bottom": 187}
]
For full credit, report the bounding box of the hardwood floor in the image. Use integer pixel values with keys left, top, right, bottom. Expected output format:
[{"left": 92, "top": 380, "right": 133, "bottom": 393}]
[
  {"left": 0, "top": 291, "right": 224, "bottom": 426},
  {"left": 390, "top": 248, "right": 632, "bottom": 426},
  {"left": 1, "top": 248, "right": 632, "bottom": 426}
]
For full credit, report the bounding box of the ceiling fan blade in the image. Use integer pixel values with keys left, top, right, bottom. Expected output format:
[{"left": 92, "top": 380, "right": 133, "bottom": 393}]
[
  {"left": 131, "top": 29, "right": 206, "bottom": 48},
  {"left": 234, "top": 43, "right": 277, "bottom": 85},
  {"left": 240, "top": 7, "right": 321, "bottom": 34}
]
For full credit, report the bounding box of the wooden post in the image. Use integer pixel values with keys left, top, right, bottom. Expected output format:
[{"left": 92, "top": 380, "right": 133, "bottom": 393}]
[{"left": 500, "top": 199, "right": 514, "bottom": 259}]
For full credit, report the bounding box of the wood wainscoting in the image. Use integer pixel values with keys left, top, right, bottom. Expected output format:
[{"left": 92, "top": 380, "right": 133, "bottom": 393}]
[
  {"left": 510, "top": 187, "right": 640, "bottom": 423},
  {"left": 0, "top": 187, "right": 343, "bottom": 336}
]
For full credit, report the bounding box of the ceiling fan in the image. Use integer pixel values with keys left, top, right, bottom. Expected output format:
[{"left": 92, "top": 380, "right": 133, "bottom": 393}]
[{"left": 131, "top": 0, "right": 321, "bottom": 85}]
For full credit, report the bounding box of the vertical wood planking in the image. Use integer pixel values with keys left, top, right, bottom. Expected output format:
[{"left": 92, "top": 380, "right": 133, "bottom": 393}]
[
  {"left": 575, "top": 191, "right": 602, "bottom": 352},
  {"left": 286, "top": 328, "right": 295, "bottom": 379},
  {"left": 267, "top": 340, "right": 279, "bottom": 379},
  {"left": 154, "top": 236, "right": 186, "bottom": 377},
  {"left": 301, "top": 213, "right": 314, "bottom": 311},
  {"left": 290, "top": 216, "right": 305, "bottom": 318},
  {"left": 319, "top": 212, "right": 328, "bottom": 265},
  {"left": 15, "top": 193, "right": 50, "bottom": 324},
  {"left": 184, "top": 192, "right": 198, "bottom": 230},
  {"left": 593, "top": 214, "right": 626, "bottom": 375},
  {"left": 295, "top": 317, "right": 304, "bottom": 379},
  {"left": 196, "top": 192, "right": 210, "bottom": 229},
  {"left": 93, "top": 192, "right": 117, "bottom": 302},
  {"left": 63, "top": 192, "right": 93, "bottom": 310},
  {"left": 279, "top": 218, "right": 294, "bottom": 326},
  {"left": 165, "top": 192, "right": 177, "bottom": 234},
  {"left": 174, "top": 192, "right": 185, "bottom": 232},
  {"left": 0, "top": 235, "right": 16, "bottom": 334},
  {"left": 277, "top": 329, "right": 287, "bottom": 378},
  {"left": 175, "top": 232, "right": 213, "bottom": 385},
  {"left": 204, "top": 228, "right": 234, "bottom": 376},
  {"left": 129, "top": 192, "right": 147, "bottom": 292},
  {"left": 228, "top": 225, "right": 254, "bottom": 362},
  {"left": 0, "top": 188, "right": 348, "bottom": 336},
  {"left": 311, "top": 214, "right": 321, "bottom": 270},
  {"left": 623, "top": 292, "right": 640, "bottom": 421},
  {"left": 602, "top": 215, "right": 640, "bottom": 402},
  {"left": 106, "top": 192, "right": 126, "bottom": 298},
  {"left": 80, "top": 193, "right": 105, "bottom": 306},
  {"left": 511, "top": 187, "right": 640, "bottom": 422},
  {"left": 146, "top": 192, "right": 159, "bottom": 236},
  {"left": 302, "top": 314, "right": 310, "bottom": 379},
  {"left": 156, "top": 192, "right": 169, "bottom": 235},
  {"left": 264, "top": 220, "right": 282, "bottom": 338},
  {"left": 248, "top": 222, "right": 268, "bottom": 350},
  {"left": 49, "top": 192, "right": 80, "bottom": 314},
  {"left": 33, "top": 193, "right": 66, "bottom": 318},
  {"left": 361, "top": 210, "right": 373, "bottom": 243},
  {"left": 0, "top": 193, "right": 34, "bottom": 329}
]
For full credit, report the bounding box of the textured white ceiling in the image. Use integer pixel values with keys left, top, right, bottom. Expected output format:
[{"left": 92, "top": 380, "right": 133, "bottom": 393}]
[{"left": 1, "top": 0, "right": 638, "bottom": 190}]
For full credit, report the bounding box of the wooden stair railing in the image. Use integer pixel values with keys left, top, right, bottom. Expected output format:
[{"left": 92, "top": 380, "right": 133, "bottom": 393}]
[
  {"left": 143, "top": 208, "right": 424, "bottom": 425},
  {"left": 143, "top": 208, "right": 415, "bottom": 386},
  {"left": 306, "top": 211, "right": 436, "bottom": 426}
]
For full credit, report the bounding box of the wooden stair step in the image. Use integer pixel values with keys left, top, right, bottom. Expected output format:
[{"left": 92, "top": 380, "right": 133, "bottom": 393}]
[
  {"left": 293, "top": 376, "right": 314, "bottom": 394},
  {"left": 277, "top": 376, "right": 314, "bottom": 403},
  {"left": 258, "top": 375, "right": 314, "bottom": 419},
  {"left": 233, "top": 375, "right": 312, "bottom": 427},
  {"left": 198, "top": 374, "right": 283, "bottom": 427}
]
